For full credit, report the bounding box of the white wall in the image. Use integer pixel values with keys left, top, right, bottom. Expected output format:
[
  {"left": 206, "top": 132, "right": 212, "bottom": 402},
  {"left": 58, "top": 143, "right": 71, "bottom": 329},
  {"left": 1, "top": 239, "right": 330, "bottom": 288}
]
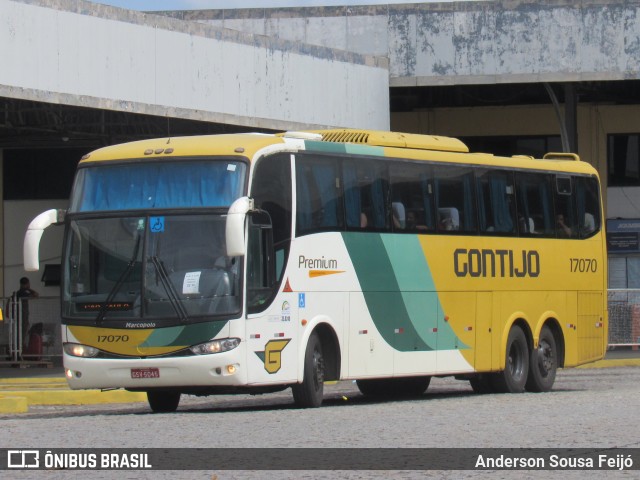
[{"left": 1, "top": 0, "right": 390, "bottom": 131}]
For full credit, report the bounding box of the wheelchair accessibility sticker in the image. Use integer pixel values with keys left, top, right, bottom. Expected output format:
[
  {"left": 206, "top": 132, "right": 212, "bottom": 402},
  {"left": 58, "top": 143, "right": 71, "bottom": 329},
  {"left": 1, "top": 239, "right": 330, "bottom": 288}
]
[{"left": 150, "top": 217, "right": 165, "bottom": 233}]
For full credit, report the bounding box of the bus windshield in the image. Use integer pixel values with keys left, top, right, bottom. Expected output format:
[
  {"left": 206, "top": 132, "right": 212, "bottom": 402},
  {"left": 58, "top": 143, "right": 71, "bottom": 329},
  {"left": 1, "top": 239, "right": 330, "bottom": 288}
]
[
  {"left": 63, "top": 214, "right": 241, "bottom": 324},
  {"left": 70, "top": 160, "right": 246, "bottom": 212}
]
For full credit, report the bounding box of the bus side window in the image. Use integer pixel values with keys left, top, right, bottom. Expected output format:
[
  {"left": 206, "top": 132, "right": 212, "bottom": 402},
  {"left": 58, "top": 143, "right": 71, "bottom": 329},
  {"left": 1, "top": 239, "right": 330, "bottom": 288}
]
[
  {"left": 476, "top": 170, "right": 515, "bottom": 234},
  {"left": 576, "top": 176, "right": 601, "bottom": 238},
  {"left": 389, "top": 162, "right": 434, "bottom": 233},
  {"left": 515, "top": 172, "right": 555, "bottom": 237},
  {"left": 296, "top": 156, "right": 342, "bottom": 235},
  {"left": 343, "top": 162, "right": 365, "bottom": 229},
  {"left": 554, "top": 175, "right": 577, "bottom": 238},
  {"left": 344, "top": 159, "right": 388, "bottom": 231},
  {"left": 249, "top": 154, "right": 292, "bottom": 312},
  {"left": 434, "top": 166, "right": 476, "bottom": 233}
]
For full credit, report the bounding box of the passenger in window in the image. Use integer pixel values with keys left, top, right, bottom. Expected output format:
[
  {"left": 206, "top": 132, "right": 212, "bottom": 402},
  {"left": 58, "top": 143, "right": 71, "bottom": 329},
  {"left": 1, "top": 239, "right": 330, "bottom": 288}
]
[
  {"left": 440, "top": 217, "right": 455, "bottom": 231},
  {"left": 360, "top": 212, "right": 368, "bottom": 228},
  {"left": 518, "top": 215, "right": 535, "bottom": 234},
  {"left": 392, "top": 203, "right": 405, "bottom": 230},
  {"left": 406, "top": 211, "right": 429, "bottom": 232},
  {"left": 583, "top": 213, "right": 596, "bottom": 235},
  {"left": 555, "top": 214, "right": 573, "bottom": 237}
]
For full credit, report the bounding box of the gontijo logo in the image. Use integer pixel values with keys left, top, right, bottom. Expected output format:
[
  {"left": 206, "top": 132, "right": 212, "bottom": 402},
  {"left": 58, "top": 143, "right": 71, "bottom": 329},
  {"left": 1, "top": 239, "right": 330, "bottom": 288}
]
[
  {"left": 454, "top": 248, "right": 540, "bottom": 278},
  {"left": 254, "top": 339, "right": 291, "bottom": 374}
]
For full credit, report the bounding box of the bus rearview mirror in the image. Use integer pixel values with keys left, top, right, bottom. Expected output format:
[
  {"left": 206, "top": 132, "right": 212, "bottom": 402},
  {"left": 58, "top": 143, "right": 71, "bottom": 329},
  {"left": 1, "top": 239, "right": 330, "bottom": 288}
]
[
  {"left": 24, "top": 209, "right": 65, "bottom": 271},
  {"left": 226, "top": 197, "right": 254, "bottom": 257}
]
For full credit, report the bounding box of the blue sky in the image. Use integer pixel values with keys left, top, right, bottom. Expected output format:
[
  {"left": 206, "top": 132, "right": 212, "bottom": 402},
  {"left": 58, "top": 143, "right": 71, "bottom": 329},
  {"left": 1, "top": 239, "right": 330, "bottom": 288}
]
[{"left": 90, "top": 0, "right": 471, "bottom": 12}]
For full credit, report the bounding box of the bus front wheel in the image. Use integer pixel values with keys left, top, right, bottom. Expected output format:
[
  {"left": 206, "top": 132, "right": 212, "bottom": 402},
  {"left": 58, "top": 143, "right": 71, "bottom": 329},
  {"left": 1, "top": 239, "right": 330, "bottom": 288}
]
[
  {"left": 491, "top": 325, "right": 529, "bottom": 393},
  {"left": 147, "top": 391, "right": 181, "bottom": 413},
  {"left": 525, "top": 325, "right": 557, "bottom": 392},
  {"left": 292, "top": 332, "right": 325, "bottom": 408}
]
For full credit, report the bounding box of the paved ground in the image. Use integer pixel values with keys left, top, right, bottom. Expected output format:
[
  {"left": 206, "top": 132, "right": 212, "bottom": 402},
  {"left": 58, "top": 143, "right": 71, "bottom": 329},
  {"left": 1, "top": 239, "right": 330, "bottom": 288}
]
[{"left": 2, "top": 365, "right": 640, "bottom": 479}]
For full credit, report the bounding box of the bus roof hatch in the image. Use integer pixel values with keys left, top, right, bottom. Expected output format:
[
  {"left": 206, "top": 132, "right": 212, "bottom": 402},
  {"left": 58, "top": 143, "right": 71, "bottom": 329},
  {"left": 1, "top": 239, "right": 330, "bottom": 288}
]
[{"left": 285, "top": 129, "right": 469, "bottom": 153}]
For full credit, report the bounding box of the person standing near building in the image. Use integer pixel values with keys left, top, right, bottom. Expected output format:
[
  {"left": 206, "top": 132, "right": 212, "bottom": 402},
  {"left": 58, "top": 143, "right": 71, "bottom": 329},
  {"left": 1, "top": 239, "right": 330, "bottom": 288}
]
[{"left": 15, "top": 277, "right": 38, "bottom": 349}]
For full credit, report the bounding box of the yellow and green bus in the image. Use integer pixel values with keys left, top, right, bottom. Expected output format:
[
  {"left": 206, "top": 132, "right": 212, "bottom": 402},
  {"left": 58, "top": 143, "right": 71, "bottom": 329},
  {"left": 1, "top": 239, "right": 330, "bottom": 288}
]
[{"left": 24, "top": 129, "right": 607, "bottom": 412}]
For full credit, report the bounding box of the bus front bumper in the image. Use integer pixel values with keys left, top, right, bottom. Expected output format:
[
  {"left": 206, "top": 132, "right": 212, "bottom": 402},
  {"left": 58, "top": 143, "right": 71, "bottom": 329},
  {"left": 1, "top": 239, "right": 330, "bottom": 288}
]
[{"left": 63, "top": 350, "right": 247, "bottom": 390}]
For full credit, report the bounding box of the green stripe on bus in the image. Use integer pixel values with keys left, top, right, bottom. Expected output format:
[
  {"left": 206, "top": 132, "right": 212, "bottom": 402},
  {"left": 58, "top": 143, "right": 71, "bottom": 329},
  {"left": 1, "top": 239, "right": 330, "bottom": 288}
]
[
  {"left": 303, "top": 141, "right": 347, "bottom": 154},
  {"left": 342, "top": 232, "right": 432, "bottom": 352},
  {"left": 343, "top": 232, "right": 468, "bottom": 352},
  {"left": 381, "top": 235, "right": 466, "bottom": 351},
  {"left": 143, "top": 320, "right": 228, "bottom": 347},
  {"left": 345, "top": 144, "right": 384, "bottom": 156},
  {"left": 303, "top": 140, "right": 384, "bottom": 157}
]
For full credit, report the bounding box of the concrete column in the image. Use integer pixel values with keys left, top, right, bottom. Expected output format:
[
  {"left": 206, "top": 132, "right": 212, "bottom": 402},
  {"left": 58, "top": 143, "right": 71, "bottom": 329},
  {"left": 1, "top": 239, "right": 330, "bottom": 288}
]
[{"left": 565, "top": 83, "right": 578, "bottom": 154}]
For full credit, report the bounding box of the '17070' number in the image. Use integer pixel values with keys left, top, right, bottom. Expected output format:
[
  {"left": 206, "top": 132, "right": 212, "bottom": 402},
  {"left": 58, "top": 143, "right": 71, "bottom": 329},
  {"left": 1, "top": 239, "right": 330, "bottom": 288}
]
[
  {"left": 97, "top": 335, "right": 129, "bottom": 343},
  {"left": 570, "top": 258, "right": 598, "bottom": 273}
]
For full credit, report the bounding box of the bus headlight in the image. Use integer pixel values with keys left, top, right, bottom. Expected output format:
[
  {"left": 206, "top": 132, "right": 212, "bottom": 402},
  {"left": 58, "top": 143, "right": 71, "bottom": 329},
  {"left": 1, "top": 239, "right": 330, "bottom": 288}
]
[
  {"left": 63, "top": 343, "right": 100, "bottom": 358},
  {"left": 190, "top": 338, "right": 240, "bottom": 355}
]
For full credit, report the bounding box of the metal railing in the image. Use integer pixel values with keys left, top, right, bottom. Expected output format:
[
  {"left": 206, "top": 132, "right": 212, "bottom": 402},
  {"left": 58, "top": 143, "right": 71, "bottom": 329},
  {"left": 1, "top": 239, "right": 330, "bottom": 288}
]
[
  {"left": 0, "top": 296, "right": 61, "bottom": 366},
  {"left": 607, "top": 289, "right": 640, "bottom": 348}
]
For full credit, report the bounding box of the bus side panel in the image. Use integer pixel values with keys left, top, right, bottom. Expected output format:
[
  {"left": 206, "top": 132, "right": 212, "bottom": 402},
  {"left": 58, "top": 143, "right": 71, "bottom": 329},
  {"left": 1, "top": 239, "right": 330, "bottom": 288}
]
[
  {"left": 475, "top": 292, "right": 493, "bottom": 372},
  {"left": 432, "top": 291, "right": 475, "bottom": 374},
  {"left": 347, "top": 292, "right": 394, "bottom": 378},
  {"left": 245, "top": 291, "right": 300, "bottom": 386},
  {"left": 576, "top": 291, "right": 606, "bottom": 365}
]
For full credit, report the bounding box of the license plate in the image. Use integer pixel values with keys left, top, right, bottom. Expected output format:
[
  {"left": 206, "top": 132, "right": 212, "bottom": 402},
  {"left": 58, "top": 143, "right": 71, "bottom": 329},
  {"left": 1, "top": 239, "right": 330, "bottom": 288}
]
[{"left": 131, "top": 368, "right": 160, "bottom": 379}]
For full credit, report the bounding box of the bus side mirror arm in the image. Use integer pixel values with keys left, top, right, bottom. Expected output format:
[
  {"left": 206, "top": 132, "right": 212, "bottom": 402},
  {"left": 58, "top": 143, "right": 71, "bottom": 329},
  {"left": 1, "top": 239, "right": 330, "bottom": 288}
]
[
  {"left": 24, "top": 209, "right": 65, "bottom": 271},
  {"left": 226, "top": 197, "right": 254, "bottom": 257}
]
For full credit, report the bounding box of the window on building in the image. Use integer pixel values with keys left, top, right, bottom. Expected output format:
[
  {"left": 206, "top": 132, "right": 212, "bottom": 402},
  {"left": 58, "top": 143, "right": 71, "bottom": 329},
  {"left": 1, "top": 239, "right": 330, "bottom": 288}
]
[
  {"left": 609, "top": 256, "right": 640, "bottom": 288},
  {"left": 608, "top": 134, "right": 640, "bottom": 186}
]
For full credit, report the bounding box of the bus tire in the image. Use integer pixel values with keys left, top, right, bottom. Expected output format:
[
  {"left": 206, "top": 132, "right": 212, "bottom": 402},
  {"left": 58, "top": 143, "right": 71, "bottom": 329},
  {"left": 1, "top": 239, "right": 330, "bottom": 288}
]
[
  {"left": 356, "top": 379, "right": 387, "bottom": 396},
  {"left": 357, "top": 376, "right": 430, "bottom": 397},
  {"left": 469, "top": 374, "right": 494, "bottom": 394},
  {"left": 525, "top": 325, "right": 557, "bottom": 392},
  {"left": 394, "top": 376, "right": 431, "bottom": 396},
  {"left": 147, "top": 391, "right": 181, "bottom": 413},
  {"left": 292, "top": 332, "right": 325, "bottom": 408},
  {"left": 490, "top": 325, "right": 529, "bottom": 393}
]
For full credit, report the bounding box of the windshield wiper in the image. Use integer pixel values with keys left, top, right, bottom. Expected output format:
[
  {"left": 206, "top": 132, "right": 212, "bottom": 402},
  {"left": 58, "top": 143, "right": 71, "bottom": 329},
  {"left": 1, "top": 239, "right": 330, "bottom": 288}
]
[
  {"left": 150, "top": 255, "right": 188, "bottom": 323},
  {"left": 96, "top": 233, "right": 142, "bottom": 325}
]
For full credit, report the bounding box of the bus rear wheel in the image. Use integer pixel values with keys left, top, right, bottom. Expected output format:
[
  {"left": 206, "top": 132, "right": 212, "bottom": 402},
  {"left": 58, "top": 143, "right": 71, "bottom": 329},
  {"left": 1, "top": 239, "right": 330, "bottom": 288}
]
[
  {"left": 147, "top": 391, "right": 181, "bottom": 413},
  {"left": 292, "top": 332, "right": 325, "bottom": 408},
  {"left": 469, "top": 374, "right": 494, "bottom": 394},
  {"left": 490, "top": 325, "right": 529, "bottom": 393},
  {"left": 525, "top": 325, "right": 557, "bottom": 392}
]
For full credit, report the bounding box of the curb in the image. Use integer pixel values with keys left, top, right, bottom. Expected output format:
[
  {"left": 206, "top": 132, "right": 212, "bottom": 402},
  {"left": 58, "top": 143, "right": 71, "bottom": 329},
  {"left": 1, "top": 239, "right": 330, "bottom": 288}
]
[
  {"left": 0, "top": 395, "right": 29, "bottom": 414},
  {"left": 0, "top": 385, "right": 146, "bottom": 414},
  {"left": 0, "top": 389, "right": 146, "bottom": 406}
]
